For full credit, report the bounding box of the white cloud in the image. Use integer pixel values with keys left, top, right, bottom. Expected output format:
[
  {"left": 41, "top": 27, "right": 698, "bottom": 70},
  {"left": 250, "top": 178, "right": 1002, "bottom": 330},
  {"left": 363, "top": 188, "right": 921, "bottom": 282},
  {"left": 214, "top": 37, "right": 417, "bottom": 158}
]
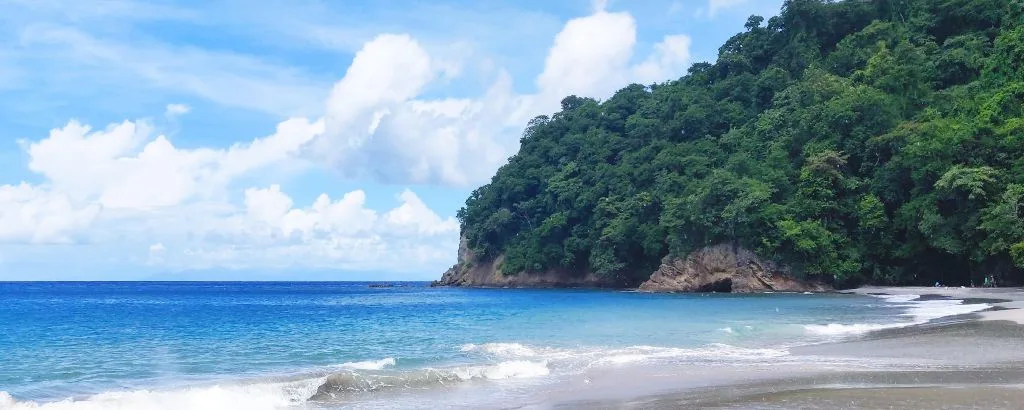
[
  {"left": 234, "top": 184, "right": 457, "bottom": 244},
  {"left": 633, "top": 34, "right": 693, "bottom": 84},
  {"left": 165, "top": 103, "right": 190, "bottom": 117},
  {"left": 241, "top": 184, "right": 378, "bottom": 239},
  {"left": 23, "top": 117, "right": 323, "bottom": 209},
  {"left": 385, "top": 189, "right": 460, "bottom": 236},
  {"left": 163, "top": 185, "right": 458, "bottom": 271},
  {"left": 708, "top": 0, "right": 751, "bottom": 17},
  {"left": 314, "top": 8, "right": 693, "bottom": 187},
  {"left": 0, "top": 5, "right": 695, "bottom": 276},
  {"left": 0, "top": 183, "right": 100, "bottom": 243},
  {"left": 534, "top": 10, "right": 636, "bottom": 108},
  {"left": 324, "top": 34, "right": 437, "bottom": 135}
]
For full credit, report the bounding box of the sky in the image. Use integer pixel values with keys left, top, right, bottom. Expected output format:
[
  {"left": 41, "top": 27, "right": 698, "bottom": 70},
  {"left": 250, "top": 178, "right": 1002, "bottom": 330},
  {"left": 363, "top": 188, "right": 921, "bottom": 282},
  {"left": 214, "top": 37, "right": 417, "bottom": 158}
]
[{"left": 0, "top": 0, "right": 785, "bottom": 281}]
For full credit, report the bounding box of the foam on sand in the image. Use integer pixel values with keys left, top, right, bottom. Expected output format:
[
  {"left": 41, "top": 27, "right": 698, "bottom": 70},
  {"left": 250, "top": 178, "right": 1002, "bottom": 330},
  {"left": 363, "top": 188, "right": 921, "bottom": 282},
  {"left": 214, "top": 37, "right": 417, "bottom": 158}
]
[{"left": 804, "top": 293, "right": 991, "bottom": 337}]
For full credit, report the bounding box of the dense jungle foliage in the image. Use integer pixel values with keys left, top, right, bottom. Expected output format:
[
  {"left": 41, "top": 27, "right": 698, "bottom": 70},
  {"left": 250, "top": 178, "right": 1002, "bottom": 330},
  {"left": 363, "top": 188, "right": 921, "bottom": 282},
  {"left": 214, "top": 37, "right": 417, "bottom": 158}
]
[{"left": 457, "top": 0, "right": 1024, "bottom": 287}]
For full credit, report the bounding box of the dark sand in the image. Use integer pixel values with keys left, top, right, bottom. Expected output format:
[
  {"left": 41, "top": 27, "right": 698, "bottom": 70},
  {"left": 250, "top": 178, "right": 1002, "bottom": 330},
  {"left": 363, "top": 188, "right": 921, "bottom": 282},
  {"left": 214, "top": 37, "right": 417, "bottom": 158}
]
[{"left": 544, "top": 287, "right": 1024, "bottom": 409}]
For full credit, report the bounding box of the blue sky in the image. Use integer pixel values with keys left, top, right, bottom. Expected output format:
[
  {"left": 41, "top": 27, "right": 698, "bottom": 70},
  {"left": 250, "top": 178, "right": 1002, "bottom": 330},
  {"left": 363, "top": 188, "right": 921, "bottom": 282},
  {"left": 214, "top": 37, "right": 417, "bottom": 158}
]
[{"left": 0, "top": 0, "right": 784, "bottom": 280}]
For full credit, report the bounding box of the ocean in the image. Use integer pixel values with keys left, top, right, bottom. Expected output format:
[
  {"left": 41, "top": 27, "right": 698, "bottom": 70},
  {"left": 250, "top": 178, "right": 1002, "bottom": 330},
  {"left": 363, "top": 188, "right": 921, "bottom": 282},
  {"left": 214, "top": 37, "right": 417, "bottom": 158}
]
[{"left": 0, "top": 282, "right": 993, "bottom": 409}]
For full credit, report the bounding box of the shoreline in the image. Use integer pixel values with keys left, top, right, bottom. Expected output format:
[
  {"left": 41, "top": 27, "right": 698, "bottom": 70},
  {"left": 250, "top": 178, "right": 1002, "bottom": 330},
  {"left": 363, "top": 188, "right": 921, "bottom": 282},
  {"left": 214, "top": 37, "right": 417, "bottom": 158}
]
[
  {"left": 6, "top": 286, "right": 1024, "bottom": 409},
  {"left": 842, "top": 285, "right": 1024, "bottom": 325},
  {"left": 546, "top": 286, "right": 1024, "bottom": 409}
]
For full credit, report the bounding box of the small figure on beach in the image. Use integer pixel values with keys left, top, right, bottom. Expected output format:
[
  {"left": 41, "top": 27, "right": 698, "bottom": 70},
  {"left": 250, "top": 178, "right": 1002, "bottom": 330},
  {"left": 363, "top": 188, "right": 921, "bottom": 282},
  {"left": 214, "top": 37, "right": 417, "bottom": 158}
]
[{"left": 983, "top": 275, "right": 997, "bottom": 288}]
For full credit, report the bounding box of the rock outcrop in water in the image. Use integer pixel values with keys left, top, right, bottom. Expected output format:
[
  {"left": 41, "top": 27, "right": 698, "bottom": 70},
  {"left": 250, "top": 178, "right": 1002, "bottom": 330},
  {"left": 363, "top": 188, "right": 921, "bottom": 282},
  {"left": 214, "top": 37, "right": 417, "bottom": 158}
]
[
  {"left": 431, "top": 236, "right": 616, "bottom": 288},
  {"left": 638, "top": 244, "right": 829, "bottom": 293},
  {"left": 434, "top": 237, "right": 829, "bottom": 292}
]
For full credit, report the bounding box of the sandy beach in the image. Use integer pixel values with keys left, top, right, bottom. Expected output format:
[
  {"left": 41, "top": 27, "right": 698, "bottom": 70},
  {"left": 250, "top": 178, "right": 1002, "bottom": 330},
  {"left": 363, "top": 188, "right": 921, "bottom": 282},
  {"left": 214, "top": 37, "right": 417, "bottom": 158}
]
[{"left": 546, "top": 286, "right": 1024, "bottom": 409}]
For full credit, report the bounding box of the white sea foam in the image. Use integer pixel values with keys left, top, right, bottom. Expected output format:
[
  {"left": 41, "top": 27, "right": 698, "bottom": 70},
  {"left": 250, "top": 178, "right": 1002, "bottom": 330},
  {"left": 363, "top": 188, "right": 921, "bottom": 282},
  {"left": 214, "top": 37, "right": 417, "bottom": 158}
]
[
  {"left": 804, "top": 322, "right": 905, "bottom": 335},
  {"left": 0, "top": 357, "right": 556, "bottom": 410},
  {"left": 0, "top": 377, "right": 322, "bottom": 410},
  {"left": 718, "top": 326, "right": 734, "bottom": 333},
  {"left": 332, "top": 357, "right": 396, "bottom": 370},
  {"left": 460, "top": 342, "right": 537, "bottom": 357},
  {"left": 596, "top": 344, "right": 789, "bottom": 366},
  {"left": 876, "top": 294, "right": 921, "bottom": 304},
  {"left": 462, "top": 341, "right": 789, "bottom": 369},
  {"left": 804, "top": 293, "right": 990, "bottom": 337},
  {"left": 904, "top": 299, "right": 989, "bottom": 322},
  {"left": 453, "top": 360, "right": 550, "bottom": 380}
]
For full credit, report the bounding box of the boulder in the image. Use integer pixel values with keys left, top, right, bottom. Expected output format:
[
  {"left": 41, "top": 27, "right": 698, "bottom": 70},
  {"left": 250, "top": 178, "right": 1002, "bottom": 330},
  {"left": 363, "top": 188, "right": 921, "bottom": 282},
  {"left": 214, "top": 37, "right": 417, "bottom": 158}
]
[{"left": 639, "top": 244, "right": 830, "bottom": 293}]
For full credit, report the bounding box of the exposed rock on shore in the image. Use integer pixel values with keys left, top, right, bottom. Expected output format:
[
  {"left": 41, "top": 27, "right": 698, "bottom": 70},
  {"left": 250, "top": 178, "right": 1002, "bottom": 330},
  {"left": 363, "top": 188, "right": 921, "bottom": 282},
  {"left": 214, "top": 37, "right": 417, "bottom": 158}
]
[
  {"left": 433, "top": 237, "right": 828, "bottom": 292},
  {"left": 431, "top": 237, "right": 616, "bottom": 288},
  {"left": 639, "top": 244, "right": 830, "bottom": 293}
]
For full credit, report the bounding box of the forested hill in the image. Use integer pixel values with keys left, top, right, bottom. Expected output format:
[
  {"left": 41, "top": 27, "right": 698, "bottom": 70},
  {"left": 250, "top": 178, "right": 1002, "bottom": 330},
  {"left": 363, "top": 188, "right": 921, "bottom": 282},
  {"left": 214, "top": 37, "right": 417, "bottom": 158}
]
[{"left": 455, "top": 0, "right": 1024, "bottom": 288}]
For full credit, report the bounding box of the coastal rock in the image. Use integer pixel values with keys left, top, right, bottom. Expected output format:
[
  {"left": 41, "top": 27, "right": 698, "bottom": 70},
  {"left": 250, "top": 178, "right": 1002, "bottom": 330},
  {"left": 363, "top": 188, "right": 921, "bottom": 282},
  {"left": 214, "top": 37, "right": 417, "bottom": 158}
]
[
  {"left": 431, "top": 236, "right": 615, "bottom": 288},
  {"left": 639, "top": 244, "right": 830, "bottom": 293}
]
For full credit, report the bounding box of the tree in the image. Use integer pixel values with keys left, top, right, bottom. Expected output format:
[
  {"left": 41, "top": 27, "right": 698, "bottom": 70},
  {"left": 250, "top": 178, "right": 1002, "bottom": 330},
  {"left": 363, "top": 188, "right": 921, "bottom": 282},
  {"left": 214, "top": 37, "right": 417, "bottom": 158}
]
[{"left": 455, "top": 0, "right": 1024, "bottom": 287}]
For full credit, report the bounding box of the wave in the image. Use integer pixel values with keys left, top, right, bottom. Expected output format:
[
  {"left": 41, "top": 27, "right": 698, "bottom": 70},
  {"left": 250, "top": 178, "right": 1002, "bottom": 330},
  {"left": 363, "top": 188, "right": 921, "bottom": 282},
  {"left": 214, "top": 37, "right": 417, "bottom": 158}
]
[
  {"left": 460, "top": 342, "right": 536, "bottom": 357},
  {"left": 331, "top": 357, "right": 396, "bottom": 370},
  {"left": 904, "top": 298, "right": 989, "bottom": 322},
  {"left": 311, "top": 359, "right": 550, "bottom": 400},
  {"left": 0, "top": 358, "right": 554, "bottom": 410},
  {"left": 804, "top": 293, "right": 991, "bottom": 337},
  {"left": 804, "top": 322, "right": 904, "bottom": 335},
  {"left": 876, "top": 293, "right": 921, "bottom": 304},
  {"left": 0, "top": 378, "right": 320, "bottom": 410},
  {"left": 461, "top": 341, "right": 789, "bottom": 367},
  {"left": 453, "top": 360, "right": 550, "bottom": 380},
  {"left": 0, "top": 339, "right": 798, "bottom": 409}
]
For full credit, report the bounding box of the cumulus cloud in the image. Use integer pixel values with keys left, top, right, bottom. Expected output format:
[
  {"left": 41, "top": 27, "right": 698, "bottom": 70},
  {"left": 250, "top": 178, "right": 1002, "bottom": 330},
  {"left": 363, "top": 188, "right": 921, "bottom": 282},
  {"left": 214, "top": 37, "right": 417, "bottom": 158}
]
[
  {"left": 0, "top": 183, "right": 100, "bottom": 243},
  {"left": 166, "top": 185, "right": 458, "bottom": 271},
  {"left": 534, "top": 10, "right": 637, "bottom": 108},
  {"left": 314, "top": 8, "right": 693, "bottom": 187},
  {"left": 633, "top": 35, "right": 693, "bottom": 84},
  {"left": 23, "top": 117, "right": 323, "bottom": 209},
  {"left": 0, "top": 6, "right": 693, "bottom": 275}
]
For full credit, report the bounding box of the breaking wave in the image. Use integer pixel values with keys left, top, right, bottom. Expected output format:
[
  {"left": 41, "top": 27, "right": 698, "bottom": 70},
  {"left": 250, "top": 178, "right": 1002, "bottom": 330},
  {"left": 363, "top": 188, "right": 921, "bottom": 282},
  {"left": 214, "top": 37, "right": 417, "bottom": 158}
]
[
  {"left": 804, "top": 294, "right": 991, "bottom": 336},
  {"left": 459, "top": 341, "right": 789, "bottom": 367},
  {"left": 331, "top": 357, "right": 397, "bottom": 370},
  {"left": 0, "top": 358, "right": 551, "bottom": 410},
  {"left": 0, "top": 340, "right": 795, "bottom": 410}
]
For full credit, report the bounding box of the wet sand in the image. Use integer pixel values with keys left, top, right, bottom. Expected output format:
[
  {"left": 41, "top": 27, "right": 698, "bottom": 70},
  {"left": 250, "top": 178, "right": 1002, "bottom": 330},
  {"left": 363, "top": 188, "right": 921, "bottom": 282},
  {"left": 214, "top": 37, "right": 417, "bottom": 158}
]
[{"left": 547, "top": 287, "right": 1024, "bottom": 409}]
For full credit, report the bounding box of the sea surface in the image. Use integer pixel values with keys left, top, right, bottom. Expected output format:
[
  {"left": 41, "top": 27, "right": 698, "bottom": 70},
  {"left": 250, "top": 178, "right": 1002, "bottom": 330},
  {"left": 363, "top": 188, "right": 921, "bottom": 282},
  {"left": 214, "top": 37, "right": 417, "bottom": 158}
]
[{"left": 0, "top": 282, "right": 991, "bottom": 409}]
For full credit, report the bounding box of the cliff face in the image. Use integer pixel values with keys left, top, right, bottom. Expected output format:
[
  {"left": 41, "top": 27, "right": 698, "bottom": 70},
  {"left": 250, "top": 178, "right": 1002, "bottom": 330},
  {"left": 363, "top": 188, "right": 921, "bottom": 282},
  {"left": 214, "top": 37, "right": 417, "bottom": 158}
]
[
  {"left": 639, "top": 244, "right": 830, "bottom": 293},
  {"left": 431, "top": 237, "right": 616, "bottom": 288}
]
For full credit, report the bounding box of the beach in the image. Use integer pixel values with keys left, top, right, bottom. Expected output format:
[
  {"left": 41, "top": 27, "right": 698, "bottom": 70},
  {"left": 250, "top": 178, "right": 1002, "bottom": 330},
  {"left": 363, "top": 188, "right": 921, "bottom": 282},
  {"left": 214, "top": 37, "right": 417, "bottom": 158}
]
[
  {"left": 545, "top": 286, "right": 1024, "bottom": 409},
  {"left": 4, "top": 283, "right": 1024, "bottom": 410}
]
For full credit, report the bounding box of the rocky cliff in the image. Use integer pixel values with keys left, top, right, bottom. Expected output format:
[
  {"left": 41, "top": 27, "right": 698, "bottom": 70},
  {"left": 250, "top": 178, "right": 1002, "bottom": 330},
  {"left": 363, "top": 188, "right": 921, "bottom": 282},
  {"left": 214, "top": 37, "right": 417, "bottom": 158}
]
[
  {"left": 434, "top": 237, "right": 828, "bottom": 292},
  {"left": 638, "top": 243, "right": 830, "bottom": 293},
  {"left": 431, "top": 237, "right": 616, "bottom": 288}
]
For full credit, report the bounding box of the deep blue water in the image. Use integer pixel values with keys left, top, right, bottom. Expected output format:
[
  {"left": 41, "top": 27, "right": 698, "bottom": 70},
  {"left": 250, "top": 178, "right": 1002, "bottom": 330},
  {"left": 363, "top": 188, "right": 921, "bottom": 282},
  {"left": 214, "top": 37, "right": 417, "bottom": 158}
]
[{"left": 0, "top": 282, "right": 985, "bottom": 409}]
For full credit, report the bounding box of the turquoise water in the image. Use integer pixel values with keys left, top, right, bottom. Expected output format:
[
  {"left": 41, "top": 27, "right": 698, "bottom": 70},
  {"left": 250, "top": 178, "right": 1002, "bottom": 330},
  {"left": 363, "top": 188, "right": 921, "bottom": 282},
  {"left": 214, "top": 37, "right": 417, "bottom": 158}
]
[{"left": 0, "top": 282, "right": 990, "bottom": 409}]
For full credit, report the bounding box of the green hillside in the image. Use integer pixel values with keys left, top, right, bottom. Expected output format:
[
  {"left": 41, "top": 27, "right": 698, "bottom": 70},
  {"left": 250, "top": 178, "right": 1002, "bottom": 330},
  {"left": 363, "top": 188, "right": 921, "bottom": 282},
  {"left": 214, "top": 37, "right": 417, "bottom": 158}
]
[{"left": 456, "top": 0, "right": 1024, "bottom": 288}]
